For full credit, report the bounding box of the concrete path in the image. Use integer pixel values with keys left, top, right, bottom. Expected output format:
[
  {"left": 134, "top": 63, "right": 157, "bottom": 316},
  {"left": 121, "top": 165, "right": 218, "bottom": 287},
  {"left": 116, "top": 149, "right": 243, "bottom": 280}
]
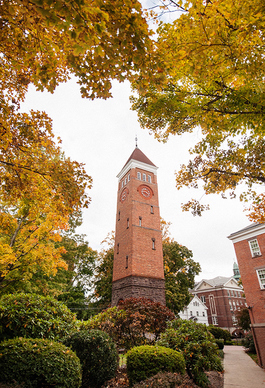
[{"left": 224, "top": 345, "right": 265, "bottom": 387}]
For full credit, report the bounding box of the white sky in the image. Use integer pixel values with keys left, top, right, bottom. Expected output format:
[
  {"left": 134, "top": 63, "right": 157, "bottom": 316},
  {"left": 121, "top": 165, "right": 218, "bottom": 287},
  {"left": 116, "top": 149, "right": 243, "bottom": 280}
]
[{"left": 21, "top": 78, "right": 250, "bottom": 282}]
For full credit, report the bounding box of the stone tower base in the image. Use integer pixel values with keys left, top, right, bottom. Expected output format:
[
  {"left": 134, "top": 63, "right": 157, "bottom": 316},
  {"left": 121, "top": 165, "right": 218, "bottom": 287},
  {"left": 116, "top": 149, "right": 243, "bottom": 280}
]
[{"left": 111, "top": 276, "right": 166, "bottom": 306}]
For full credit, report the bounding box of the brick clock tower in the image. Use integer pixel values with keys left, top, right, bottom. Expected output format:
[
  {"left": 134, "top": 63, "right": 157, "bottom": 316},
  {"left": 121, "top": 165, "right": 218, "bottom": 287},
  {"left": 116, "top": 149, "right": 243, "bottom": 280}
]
[{"left": 111, "top": 145, "right": 165, "bottom": 305}]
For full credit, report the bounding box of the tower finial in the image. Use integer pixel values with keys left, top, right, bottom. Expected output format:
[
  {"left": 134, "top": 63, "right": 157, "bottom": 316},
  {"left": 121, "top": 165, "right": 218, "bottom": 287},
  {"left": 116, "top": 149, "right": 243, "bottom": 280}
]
[{"left": 135, "top": 135, "right": 138, "bottom": 148}]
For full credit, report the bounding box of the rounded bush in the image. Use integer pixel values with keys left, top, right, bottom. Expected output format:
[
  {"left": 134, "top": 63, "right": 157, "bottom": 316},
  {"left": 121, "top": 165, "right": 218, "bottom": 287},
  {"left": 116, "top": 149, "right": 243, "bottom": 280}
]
[
  {"left": 63, "top": 329, "right": 118, "bottom": 388},
  {"left": 0, "top": 293, "right": 76, "bottom": 341},
  {"left": 208, "top": 325, "right": 231, "bottom": 344},
  {"left": 0, "top": 338, "right": 82, "bottom": 388},
  {"left": 158, "top": 320, "right": 223, "bottom": 387},
  {"left": 126, "top": 345, "right": 185, "bottom": 386},
  {"left": 215, "top": 339, "right": 224, "bottom": 350}
]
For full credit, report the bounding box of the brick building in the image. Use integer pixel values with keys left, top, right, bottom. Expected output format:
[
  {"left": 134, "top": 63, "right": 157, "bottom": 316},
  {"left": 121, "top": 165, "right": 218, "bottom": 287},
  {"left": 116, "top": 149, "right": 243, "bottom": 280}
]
[
  {"left": 192, "top": 276, "right": 246, "bottom": 332},
  {"left": 111, "top": 146, "right": 165, "bottom": 306},
  {"left": 228, "top": 223, "right": 265, "bottom": 368}
]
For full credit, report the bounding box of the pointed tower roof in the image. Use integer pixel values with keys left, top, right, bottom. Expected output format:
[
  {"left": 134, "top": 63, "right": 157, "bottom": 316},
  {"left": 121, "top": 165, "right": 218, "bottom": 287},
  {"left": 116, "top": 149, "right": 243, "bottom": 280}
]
[
  {"left": 123, "top": 147, "right": 156, "bottom": 169},
  {"left": 117, "top": 146, "right": 158, "bottom": 180}
]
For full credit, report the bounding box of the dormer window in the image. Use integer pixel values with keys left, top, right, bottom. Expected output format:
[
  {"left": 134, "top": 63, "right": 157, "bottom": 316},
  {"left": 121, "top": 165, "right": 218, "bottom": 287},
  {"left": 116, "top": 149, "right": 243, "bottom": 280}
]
[{"left": 249, "top": 239, "right": 261, "bottom": 257}]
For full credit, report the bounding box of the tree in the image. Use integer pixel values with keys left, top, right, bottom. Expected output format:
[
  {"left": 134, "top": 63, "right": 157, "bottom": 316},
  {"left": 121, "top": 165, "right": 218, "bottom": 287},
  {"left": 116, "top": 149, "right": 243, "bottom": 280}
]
[
  {"left": 131, "top": 0, "right": 265, "bottom": 221},
  {"left": 85, "top": 297, "right": 175, "bottom": 350},
  {"left": 236, "top": 307, "right": 251, "bottom": 331},
  {"left": 1, "top": 0, "right": 152, "bottom": 291},
  {"left": 90, "top": 232, "right": 115, "bottom": 311},
  {"left": 163, "top": 240, "right": 201, "bottom": 313},
  {"left": 161, "top": 218, "right": 201, "bottom": 313},
  {"left": 0, "top": 121, "right": 92, "bottom": 293}
]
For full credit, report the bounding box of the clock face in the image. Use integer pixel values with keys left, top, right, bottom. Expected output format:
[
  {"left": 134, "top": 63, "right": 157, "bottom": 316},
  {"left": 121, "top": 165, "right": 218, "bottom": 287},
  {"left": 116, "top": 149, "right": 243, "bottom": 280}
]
[
  {"left": 138, "top": 185, "right": 153, "bottom": 199},
  {"left": 120, "top": 188, "right": 129, "bottom": 202}
]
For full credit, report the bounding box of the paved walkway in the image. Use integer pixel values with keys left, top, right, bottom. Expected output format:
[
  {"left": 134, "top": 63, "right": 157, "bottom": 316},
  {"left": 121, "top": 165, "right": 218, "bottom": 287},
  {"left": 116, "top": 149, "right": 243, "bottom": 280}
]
[{"left": 224, "top": 345, "right": 265, "bottom": 387}]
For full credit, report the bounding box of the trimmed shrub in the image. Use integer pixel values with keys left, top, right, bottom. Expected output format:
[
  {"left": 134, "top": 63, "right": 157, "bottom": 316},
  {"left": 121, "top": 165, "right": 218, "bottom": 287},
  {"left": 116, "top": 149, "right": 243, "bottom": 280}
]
[
  {"left": 126, "top": 345, "right": 185, "bottom": 386},
  {"left": 0, "top": 293, "right": 76, "bottom": 341},
  {"left": 132, "top": 371, "right": 199, "bottom": 388},
  {"left": 63, "top": 329, "right": 118, "bottom": 388},
  {"left": 158, "top": 320, "right": 223, "bottom": 387},
  {"left": 0, "top": 338, "right": 81, "bottom": 388},
  {"left": 208, "top": 325, "right": 231, "bottom": 344}
]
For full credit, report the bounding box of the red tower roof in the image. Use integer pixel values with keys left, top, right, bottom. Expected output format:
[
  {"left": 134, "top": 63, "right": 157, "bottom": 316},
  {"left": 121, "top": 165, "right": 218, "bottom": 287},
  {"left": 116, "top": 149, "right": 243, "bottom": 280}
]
[{"left": 123, "top": 147, "right": 156, "bottom": 169}]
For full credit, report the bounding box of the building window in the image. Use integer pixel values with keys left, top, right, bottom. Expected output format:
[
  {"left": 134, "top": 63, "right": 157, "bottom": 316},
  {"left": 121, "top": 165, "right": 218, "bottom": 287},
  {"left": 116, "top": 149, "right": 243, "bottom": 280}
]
[
  {"left": 196, "top": 311, "right": 199, "bottom": 316},
  {"left": 148, "top": 175, "right": 151, "bottom": 183},
  {"left": 212, "top": 316, "right": 218, "bottom": 325},
  {"left": 125, "top": 177, "right": 127, "bottom": 185},
  {"left": 229, "top": 301, "right": 233, "bottom": 310},
  {"left": 227, "top": 290, "right": 230, "bottom": 296},
  {"left": 202, "top": 312, "right": 205, "bottom": 317},
  {"left": 152, "top": 238, "right": 156, "bottom": 250},
  {"left": 231, "top": 290, "right": 234, "bottom": 297},
  {"left": 190, "top": 311, "right": 193, "bottom": 316},
  {"left": 118, "top": 211, "right": 120, "bottom": 221},
  {"left": 126, "top": 256, "right": 128, "bottom": 269},
  {"left": 137, "top": 172, "right": 141, "bottom": 180},
  {"left": 127, "top": 218, "right": 129, "bottom": 228},
  {"left": 249, "top": 239, "right": 261, "bottom": 257},
  {"left": 139, "top": 217, "right": 142, "bottom": 226},
  {"left": 128, "top": 174, "right": 130, "bottom": 181},
  {"left": 143, "top": 173, "right": 146, "bottom": 182},
  {"left": 117, "top": 243, "right": 119, "bottom": 254},
  {"left": 200, "top": 296, "right": 206, "bottom": 303},
  {"left": 122, "top": 181, "right": 124, "bottom": 188},
  {"left": 257, "top": 268, "right": 265, "bottom": 289},
  {"left": 151, "top": 206, "right": 154, "bottom": 214}
]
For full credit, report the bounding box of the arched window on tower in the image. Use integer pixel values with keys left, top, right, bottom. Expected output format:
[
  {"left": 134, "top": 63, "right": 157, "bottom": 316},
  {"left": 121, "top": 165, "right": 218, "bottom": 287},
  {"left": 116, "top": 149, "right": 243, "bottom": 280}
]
[
  {"left": 126, "top": 256, "right": 128, "bottom": 269},
  {"left": 117, "top": 243, "right": 119, "bottom": 254},
  {"left": 139, "top": 217, "right": 142, "bottom": 226},
  {"left": 152, "top": 238, "right": 156, "bottom": 250},
  {"left": 127, "top": 218, "right": 129, "bottom": 228}
]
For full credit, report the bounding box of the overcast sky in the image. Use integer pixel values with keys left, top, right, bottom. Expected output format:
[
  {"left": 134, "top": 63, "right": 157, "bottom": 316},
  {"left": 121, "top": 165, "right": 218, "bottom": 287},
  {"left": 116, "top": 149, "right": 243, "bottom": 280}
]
[{"left": 21, "top": 77, "right": 251, "bottom": 281}]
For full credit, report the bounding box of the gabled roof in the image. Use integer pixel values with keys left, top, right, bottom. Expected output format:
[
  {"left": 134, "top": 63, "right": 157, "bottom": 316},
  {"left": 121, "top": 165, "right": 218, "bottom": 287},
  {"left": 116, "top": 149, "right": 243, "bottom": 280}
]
[
  {"left": 123, "top": 147, "right": 156, "bottom": 169},
  {"left": 193, "top": 276, "right": 240, "bottom": 291}
]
